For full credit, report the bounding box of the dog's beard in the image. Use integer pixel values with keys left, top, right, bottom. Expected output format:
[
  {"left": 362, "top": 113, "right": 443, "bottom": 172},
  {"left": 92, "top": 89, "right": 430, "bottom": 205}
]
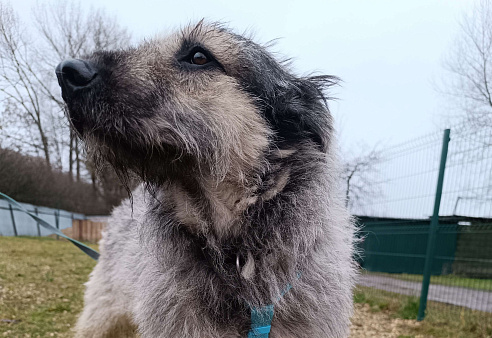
[
  {"left": 68, "top": 96, "right": 253, "bottom": 198},
  {"left": 82, "top": 127, "right": 220, "bottom": 199}
]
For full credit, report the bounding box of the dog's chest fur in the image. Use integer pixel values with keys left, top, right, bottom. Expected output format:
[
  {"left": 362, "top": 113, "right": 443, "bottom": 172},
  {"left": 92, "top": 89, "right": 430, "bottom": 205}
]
[{"left": 95, "top": 145, "right": 355, "bottom": 337}]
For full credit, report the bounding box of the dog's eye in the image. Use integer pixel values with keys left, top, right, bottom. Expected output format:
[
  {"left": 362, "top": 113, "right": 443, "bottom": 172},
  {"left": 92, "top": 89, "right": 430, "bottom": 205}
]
[
  {"left": 179, "top": 47, "right": 224, "bottom": 72},
  {"left": 191, "top": 52, "right": 209, "bottom": 65}
]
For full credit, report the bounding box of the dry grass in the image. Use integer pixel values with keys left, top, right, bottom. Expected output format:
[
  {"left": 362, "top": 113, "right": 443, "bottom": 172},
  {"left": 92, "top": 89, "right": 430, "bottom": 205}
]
[
  {"left": 353, "top": 286, "right": 492, "bottom": 338},
  {"left": 0, "top": 236, "right": 96, "bottom": 337},
  {"left": 350, "top": 302, "right": 425, "bottom": 338}
]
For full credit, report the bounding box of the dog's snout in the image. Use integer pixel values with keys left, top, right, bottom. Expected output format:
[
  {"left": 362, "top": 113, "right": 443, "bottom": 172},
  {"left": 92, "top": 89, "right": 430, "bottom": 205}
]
[{"left": 55, "top": 59, "right": 98, "bottom": 100}]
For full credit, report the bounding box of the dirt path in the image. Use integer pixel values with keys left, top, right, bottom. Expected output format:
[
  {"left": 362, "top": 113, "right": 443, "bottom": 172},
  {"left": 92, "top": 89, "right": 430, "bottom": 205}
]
[{"left": 350, "top": 303, "right": 424, "bottom": 338}]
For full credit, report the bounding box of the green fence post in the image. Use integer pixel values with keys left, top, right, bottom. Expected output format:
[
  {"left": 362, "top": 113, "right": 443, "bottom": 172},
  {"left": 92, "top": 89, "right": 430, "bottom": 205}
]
[
  {"left": 9, "top": 204, "right": 17, "bottom": 236},
  {"left": 417, "top": 128, "right": 451, "bottom": 321}
]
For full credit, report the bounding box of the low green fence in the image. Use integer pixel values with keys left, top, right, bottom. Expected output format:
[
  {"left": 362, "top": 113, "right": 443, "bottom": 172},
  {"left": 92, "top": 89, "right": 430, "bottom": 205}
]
[
  {"left": 352, "top": 124, "right": 492, "bottom": 326},
  {"left": 359, "top": 218, "right": 492, "bottom": 278},
  {"left": 359, "top": 220, "right": 452, "bottom": 275}
]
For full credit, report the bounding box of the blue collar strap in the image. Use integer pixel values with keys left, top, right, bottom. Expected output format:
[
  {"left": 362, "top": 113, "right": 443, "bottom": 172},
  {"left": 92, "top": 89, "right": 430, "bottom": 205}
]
[
  {"left": 248, "top": 305, "right": 274, "bottom": 338},
  {"left": 247, "top": 274, "right": 299, "bottom": 338}
]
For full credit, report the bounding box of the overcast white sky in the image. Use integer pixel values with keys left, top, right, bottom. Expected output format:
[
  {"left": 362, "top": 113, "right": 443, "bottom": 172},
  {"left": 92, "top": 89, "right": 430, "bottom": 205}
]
[{"left": 13, "top": 0, "right": 476, "bottom": 151}]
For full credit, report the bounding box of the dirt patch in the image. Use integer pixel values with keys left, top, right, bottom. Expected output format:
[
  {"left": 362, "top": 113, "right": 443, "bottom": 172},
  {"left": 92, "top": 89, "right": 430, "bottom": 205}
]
[{"left": 350, "top": 303, "right": 425, "bottom": 338}]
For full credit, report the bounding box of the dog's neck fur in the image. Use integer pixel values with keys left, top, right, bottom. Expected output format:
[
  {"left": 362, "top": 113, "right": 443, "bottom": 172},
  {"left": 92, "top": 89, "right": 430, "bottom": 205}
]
[
  {"left": 146, "top": 143, "right": 327, "bottom": 302},
  {"left": 166, "top": 146, "right": 296, "bottom": 239},
  {"left": 170, "top": 161, "right": 293, "bottom": 280},
  {"left": 125, "top": 142, "right": 353, "bottom": 337}
]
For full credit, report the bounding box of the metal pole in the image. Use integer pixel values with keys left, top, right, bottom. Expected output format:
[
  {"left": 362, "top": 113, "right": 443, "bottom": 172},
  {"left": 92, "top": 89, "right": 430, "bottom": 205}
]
[
  {"left": 9, "top": 204, "right": 17, "bottom": 236},
  {"left": 417, "top": 129, "right": 451, "bottom": 321},
  {"left": 35, "top": 207, "right": 41, "bottom": 237},
  {"left": 55, "top": 210, "right": 60, "bottom": 240}
]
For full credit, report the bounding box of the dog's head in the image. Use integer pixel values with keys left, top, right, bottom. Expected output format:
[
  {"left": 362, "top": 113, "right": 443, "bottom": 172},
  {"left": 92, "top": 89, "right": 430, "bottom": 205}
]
[{"left": 56, "top": 22, "right": 336, "bottom": 185}]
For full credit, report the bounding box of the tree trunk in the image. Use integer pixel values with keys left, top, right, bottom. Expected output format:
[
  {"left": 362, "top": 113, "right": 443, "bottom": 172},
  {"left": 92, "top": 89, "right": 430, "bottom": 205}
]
[
  {"left": 69, "top": 130, "right": 74, "bottom": 181},
  {"left": 75, "top": 137, "right": 80, "bottom": 182},
  {"left": 38, "top": 123, "right": 51, "bottom": 169}
]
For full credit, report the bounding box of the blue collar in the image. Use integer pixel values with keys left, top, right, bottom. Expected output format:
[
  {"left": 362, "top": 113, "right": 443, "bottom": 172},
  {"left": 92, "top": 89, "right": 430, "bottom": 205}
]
[
  {"left": 248, "top": 305, "right": 274, "bottom": 338},
  {"left": 247, "top": 275, "right": 298, "bottom": 337}
]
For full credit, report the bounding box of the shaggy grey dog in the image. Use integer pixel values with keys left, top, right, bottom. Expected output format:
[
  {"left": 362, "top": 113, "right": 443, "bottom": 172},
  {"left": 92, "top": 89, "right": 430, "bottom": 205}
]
[{"left": 56, "top": 22, "right": 356, "bottom": 338}]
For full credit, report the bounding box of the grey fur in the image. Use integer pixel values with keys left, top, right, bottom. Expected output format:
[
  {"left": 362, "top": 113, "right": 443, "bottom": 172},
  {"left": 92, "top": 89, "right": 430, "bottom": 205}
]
[{"left": 58, "top": 22, "right": 356, "bottom": 338}]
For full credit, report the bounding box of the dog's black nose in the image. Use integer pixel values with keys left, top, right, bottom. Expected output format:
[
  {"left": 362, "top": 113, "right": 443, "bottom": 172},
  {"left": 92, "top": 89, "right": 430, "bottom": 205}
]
[{"left": 56, "top": 59, "right": 98, "bottom": 100}]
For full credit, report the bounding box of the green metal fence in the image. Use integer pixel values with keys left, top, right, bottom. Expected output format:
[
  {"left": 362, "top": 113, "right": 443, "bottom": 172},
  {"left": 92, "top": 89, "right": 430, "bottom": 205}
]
[{"left": 354, "top": 124, "right": 492, "bottom": 331}]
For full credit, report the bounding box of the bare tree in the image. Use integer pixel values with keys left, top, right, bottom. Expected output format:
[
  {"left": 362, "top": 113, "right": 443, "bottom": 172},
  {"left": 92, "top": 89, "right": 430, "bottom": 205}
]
[
  {"left": 0, "top": 3, "right": 53, "bottom": 166},
  {"left": 33, "top": 1, "right": 131, "bottom": 181},
  {"left": 443, "top": 0, "right": 492, "bottom": 128},
  {"left": 0, "top": 1, "right": 130, "bottom": 177},
  {"left": 34, "top": 1, "right": 131, "bottom": 61},
  {"left": 342, "top": 146, "right": 381, "bottom": 210}
]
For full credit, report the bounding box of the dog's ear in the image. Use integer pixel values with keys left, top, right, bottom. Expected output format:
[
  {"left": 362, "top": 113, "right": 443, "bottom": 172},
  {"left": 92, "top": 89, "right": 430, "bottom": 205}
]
[
  {"left": 284, "top": 75, "right": 337, "bottom": 153},
  {"left": 261, "top": 74, "right": 336, "bottom": 153},
  {"left": 235, "top": 44, "right": 336, "bottom": 152}
]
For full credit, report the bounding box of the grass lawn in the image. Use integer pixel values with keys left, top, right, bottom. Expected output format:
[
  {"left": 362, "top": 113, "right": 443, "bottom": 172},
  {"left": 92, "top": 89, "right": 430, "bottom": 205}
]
[
  {"left": 0, "top": 236, "right": 97, "bottom": 337},
  {"left": 365, "top": 271, "right": 492, "bottom": 291},
  {"left": 1, "top": 236, "right": 492, "bottom": 337},
  {"left": 355, "top": 286, "right": 492, "bottom": 338}
]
